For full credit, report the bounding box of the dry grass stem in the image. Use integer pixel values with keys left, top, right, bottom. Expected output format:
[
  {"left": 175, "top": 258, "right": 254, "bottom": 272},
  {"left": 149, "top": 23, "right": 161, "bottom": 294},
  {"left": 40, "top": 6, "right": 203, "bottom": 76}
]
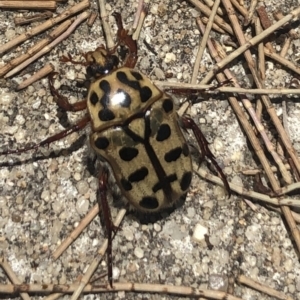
[
  {"left": 200, "top": 16, "right": 226, "bottom": 34},
  {"left": 14, "top": 11, "right": 53, "bottom": 26},
  {"left": 52, "top": 204, "right": 100, "bottom": 260},
  {"left": 70, "top": 209, "right": 127, "bottom": 300},
  {"left": 98, "top": 0, "right": 114, "bottom": 49},
  {"left": 238, "top": 275, "right": 295, "bottom": 300},
  {"left": 202, "top": 0, "right": 224, "bottom": 15},
  {"left": 16, "top": 63, "right": 54, "bottom": 90},
  {"left": 0, "top": 257, "right": 30, "bottom": 300},
  {"left": 191, "top": 0, "right": 221, "bottom": 83},
  {"left": 202, "top": 5, "right": 300, "bottom": 82},
  {"left": 230, "top": 0, "right": 247, "bottom": 16},
  {"left": 263, "top": 48, "right": 300, "bottom": 76},
  {"left": 187, "top": 0, "right": 234, "bottom": 35},
  {"left": 0, "top": 18, "right": 71, "bottom": 78},
  {"left": 244, "top": 0, "right": 258, "bottom": 25},
  {"left": 5, "top": 11, "right": 90, "bottom": 78},
  {"left": 0, "top": 0, "right": 89, "bottom": 55},
  {"left": 132, "top": 1, "right": 148, "bottom": 41},
  {"left": 0, "top": 1, "right": 56, "bottom": 10},
  {"left": 254, "top": 18, "right": 264, "bottom": 119},
  {"left": 154, "top": 81, "right": 300, "bottom": 95}
]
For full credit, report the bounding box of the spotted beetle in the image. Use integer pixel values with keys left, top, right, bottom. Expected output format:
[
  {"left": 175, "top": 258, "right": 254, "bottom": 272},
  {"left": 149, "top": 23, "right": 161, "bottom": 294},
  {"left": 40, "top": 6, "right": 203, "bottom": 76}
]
[{"left": 0, "top": 12, "right": 230, "bottom": 286}]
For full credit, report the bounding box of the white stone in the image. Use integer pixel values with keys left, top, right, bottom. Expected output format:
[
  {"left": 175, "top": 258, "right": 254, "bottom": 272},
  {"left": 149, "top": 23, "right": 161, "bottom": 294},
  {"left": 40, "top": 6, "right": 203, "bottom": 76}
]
[{"left": 192, "top": 223, "right": 208, "bottom": 242}]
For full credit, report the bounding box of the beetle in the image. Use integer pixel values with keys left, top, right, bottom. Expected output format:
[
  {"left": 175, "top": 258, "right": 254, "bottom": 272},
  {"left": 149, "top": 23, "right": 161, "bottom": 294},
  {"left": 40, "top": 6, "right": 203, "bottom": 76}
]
[{"left": 0, "top": 12, "right": 230, "bottom": 286}]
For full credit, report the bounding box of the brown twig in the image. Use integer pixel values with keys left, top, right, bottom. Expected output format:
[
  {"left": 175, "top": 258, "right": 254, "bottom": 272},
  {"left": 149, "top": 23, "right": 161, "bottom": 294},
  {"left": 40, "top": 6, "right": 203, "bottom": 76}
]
[
  {"left": 16, "top": 63, "right": 54, "bottom": 90},
  {"left": 70, "top": 209, "right": 127, "bottom": 300},
  {"left": 14, "top": 11, "right": 53, "bottom": 26},
  {"left": 5, "top": 11, "right": 90, "bottom": 78},
  {"left": 187, "top": 0, "right": 234, "bottom": 35},
  {"left": 0, "top": 1, "right": 56, "bottom": 10},
  {"left": 238, "top": 275, "right": 294, "bottom": 300},
  {"left": 0, "top": 256, "right": 30, "bottom": 300},
  {"left": 0, "top": 18, "right": 72, "bottom": 78}
]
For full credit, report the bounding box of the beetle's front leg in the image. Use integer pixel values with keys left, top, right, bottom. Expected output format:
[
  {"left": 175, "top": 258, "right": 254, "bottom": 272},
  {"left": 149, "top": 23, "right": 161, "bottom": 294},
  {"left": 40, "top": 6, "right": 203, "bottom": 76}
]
[
  {"left": 180, "top": 116, "right": 231, "bottom": 197},
  {"left": 112, "top": 12, "right": 138, "bottom": 68},
  {"left": 98, "top": 168, "right": 119, "bottom": 287},
  {"left": 48, "top": 73, "right": 87, "bottom": 112}
]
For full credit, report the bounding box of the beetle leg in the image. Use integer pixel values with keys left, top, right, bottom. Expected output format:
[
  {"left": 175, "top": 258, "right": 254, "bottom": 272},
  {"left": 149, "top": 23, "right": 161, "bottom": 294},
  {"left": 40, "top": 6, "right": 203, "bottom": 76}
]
[
  {"left": 180, "top": 116, "right": 231, "bottom": 197},
  {"left": 49, "top": 72, "right": 87, "bottom": 112},
  {"left": 112, "top": 12, "right": 138, "bottom": 68},
  {"left": 98, "top": 168, "right": 119, "bottom": 287},
  {"left": 0, "top": 114, "right": 90, "bottom": 156}
]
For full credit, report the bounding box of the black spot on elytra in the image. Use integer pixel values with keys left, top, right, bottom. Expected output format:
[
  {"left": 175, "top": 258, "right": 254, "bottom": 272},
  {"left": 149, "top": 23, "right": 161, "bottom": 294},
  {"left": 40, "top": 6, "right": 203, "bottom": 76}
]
[
  {"left": 98, "top": 108, "right": 115, "bottom": 121},
  {"left": 139, "top": 196, "right": 159, "bottom": 209},
  {"left": 121, "top": 178, "right": 132, "bottom": 191},
  {"left": 117, "top": 71, "right": 140, "bottom": 89},
  {"left": 180, "top": 171, "right": 192, "bottom": 191},
  {"left": 117, "top": 71, "right": 152, "bottom": 103},
  {"left": 164, "top": 147, "right": 182, "bottom": 162},
  {"left": 152, "top": 174, "right": 177, "bottom": 193},
  {"left": 99, "top": 79, "right": 111, "bottom": 94},
  {"left": 156, "top": 124, "right": 171, "bottom": 142},
  {"left": 116, "top": 89, "right": 131, "bottom": 108},
  {"left": 163, "top": 99, "right": 173, "bottom": 113},
  {"left": 131, "top": 71, "right": 143, "bottom": 81},
  {"left": 90, "top": 91, "right": 98, "bottom": 105},
  {"left": 128, "top": 167, "right": 148, "bottom": 182},
  {"left": 140, "top": 86, "right": 152, "bottom": 102},
  {"left": 119, "top": 147, "right": 139, "bottom": 161},
  {"left": 182, "top": 143, "right": 189, "bottom": 156},
  {"left": 94, "top": 136, "right": 109, "bottom": 149}
]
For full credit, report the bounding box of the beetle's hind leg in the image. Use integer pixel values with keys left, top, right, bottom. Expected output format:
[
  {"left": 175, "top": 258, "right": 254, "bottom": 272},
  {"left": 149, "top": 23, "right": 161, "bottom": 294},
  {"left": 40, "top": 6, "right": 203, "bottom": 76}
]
[
  {"left": 112, "top": 12, "right": 138, "bottom": 68},
  {"left": 180, "top": 116, "right": 231, "bottom": 197},
  {"left": 98, "top": 168, "right": 119, "bottom": 287}
]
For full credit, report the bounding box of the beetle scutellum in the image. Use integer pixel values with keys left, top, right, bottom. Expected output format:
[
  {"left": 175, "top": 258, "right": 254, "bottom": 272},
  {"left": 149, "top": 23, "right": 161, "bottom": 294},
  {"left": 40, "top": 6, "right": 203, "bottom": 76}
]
[{"left": 0, "top": 13, "right": 230, "bottom": 286}]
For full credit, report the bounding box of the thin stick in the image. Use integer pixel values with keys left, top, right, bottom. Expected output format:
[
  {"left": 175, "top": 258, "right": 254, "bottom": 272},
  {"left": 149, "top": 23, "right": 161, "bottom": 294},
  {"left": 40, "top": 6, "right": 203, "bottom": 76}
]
[
  {"left": 0, "top": 257, "right": 31, "bottom": 300},
  {"left": 16, "top": 63, "right": 54, "bottom": 90},
  {"left": 193, "top": 164, "right": 300, "bottom": 208},
  {"left": 191, "top": 0, "right": 221, "bottom": 83},
  {"left": 52, "top": 204, "right": 99, "bottom": 260},
  {"left": 5, "top": 11, "right": 90, "bottom": 78},
  {"left": 132, "top": 1, "right": 148, "bottom": 41},
  {"left": 70, "top": 209, "right": 127, "bottom": 300},
  {"left": 14, "top": 11, "right": 53, "bottom": 26},
  {"left": 188, "top": 0, "right": 234, "bottom": 35},
  {"left": 0, "top": 0, "right": 89, "bottom": 55},
  {"left": 238, "top": 275, "right": 294, "bottom": 300},
  {"left": 0, "top": 1, "right": 56, "bottom": 10},
  {"left": 153, "top": 81, "right": 300, "bottom": 95},
  {"left": 98, "top": 0, "right": 114, "bottom": 49},
  {"left": 202, "top": 6, "right": 300, "bottom": 82},
  {"left": 0, "top": 282, "right": 243, "bottom": 299}
]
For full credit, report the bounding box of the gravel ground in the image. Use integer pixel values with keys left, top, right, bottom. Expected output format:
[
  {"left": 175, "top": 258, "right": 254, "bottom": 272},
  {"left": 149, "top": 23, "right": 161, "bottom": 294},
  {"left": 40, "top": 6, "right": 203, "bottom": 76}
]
[{"left": 1, "top": 0, "right": 300, "bottom": 299}]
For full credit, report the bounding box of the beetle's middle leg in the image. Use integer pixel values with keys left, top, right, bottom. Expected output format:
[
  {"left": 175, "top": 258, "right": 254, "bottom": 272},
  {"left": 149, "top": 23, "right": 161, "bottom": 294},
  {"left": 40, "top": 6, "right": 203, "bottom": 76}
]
[{"left": 180, "top": 116, "right": 231, "bottom": 197}]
